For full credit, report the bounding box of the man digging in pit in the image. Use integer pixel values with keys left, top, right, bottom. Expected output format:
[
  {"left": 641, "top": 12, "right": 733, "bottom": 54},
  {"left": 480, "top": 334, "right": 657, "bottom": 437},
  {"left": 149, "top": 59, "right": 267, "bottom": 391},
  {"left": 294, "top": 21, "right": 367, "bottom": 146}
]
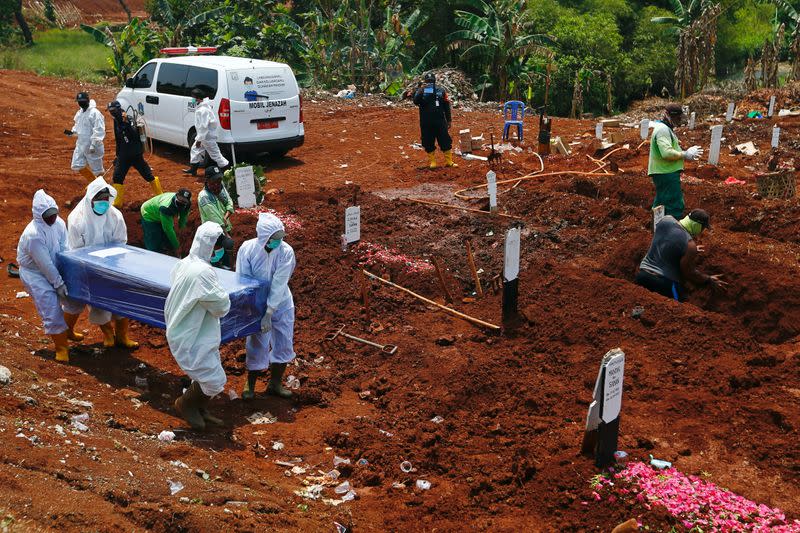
[{"left": 635, "top": 209, "right": 726, "bottom": 301}]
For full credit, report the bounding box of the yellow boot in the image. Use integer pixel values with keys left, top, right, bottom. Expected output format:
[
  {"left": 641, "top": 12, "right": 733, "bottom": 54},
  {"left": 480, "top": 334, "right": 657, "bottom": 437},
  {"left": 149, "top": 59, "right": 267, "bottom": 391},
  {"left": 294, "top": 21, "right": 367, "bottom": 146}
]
[
  {"left": 150, "top": 176, "right": 163, "bottom": 196},
  {"left": 63, "top": 312, "right": 84, "bottom": 342},
  {"left": 444, "top": 150, "right": 458, "bottom": 168},
  {"left": 427, "top": 151, "right": 437, "bottom": 169},
  {"left": 114, "top": 318, "right": 139, "bottom": 349},
  {"left": 99, "top": 322, "right": 116, "bottom": 348},
  {"left": 112, "top": 183, "right": 125, "bottom": 208},
  {"left": 51, "top": 331, "right": 70, "bottom": 362},
  {"left": 79, "top": 167, "right": 95, "bottom": 183}
]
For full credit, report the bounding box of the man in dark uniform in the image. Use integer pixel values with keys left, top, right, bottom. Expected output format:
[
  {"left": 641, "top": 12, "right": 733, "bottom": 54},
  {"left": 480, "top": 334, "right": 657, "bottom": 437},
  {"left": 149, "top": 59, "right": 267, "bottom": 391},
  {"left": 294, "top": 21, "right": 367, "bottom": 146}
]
[
  {"left": 107, "top": 100, "right": 163, "bottom": 208},
  {"left": 413, "top": 72, "right": 457, "bottom": 169}
]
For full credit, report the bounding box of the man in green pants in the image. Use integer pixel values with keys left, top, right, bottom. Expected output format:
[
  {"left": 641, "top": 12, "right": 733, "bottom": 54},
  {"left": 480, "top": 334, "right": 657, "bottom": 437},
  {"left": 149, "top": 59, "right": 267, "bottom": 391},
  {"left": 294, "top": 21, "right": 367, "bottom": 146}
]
[
  {"left": 648, "top": 104, "right": 703, "bottom": 219},
  {"left": 140, "top": 189, "right": 192, "bottom": 256}
]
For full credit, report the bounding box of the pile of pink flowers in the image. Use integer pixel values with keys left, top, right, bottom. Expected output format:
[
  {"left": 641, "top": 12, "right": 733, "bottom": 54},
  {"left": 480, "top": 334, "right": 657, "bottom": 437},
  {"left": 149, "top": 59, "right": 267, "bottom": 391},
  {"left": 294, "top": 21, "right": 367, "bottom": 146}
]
[
  {"left": 354, "top": 242, "right": 434, "bottom": 274},
  {"left": 591, "top": 461, "right": 800, "bottom": 531},
  {"left": 234, "top": 207, "right": 304, "bottom": 231}
]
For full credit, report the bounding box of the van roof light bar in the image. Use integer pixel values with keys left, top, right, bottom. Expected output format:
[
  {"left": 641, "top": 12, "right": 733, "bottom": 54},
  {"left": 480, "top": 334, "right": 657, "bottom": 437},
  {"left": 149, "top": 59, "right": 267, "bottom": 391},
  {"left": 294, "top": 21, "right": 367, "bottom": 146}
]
[{"left": 160, "top": 46, "right": 218, "bottom": 56}]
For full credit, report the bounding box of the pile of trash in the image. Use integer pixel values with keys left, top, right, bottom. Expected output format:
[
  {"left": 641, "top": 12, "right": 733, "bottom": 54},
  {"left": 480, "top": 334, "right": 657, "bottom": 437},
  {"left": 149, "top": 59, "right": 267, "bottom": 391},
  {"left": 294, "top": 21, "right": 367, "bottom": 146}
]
[
  {"left": 402, "top": 68, "right": 477, "bottom": 106},
  {"left": 683, "top": 93, "right": 729, "bottom": 117}
]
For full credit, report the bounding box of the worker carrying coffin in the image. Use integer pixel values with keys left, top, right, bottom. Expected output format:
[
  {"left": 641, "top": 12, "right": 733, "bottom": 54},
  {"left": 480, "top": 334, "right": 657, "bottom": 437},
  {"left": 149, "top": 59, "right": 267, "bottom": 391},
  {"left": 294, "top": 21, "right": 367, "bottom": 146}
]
[
  {"left": 635, "top": 209, "right": 726, "bottom": 302},
  {"left": 413, "top": 72, "right": 457, "bottom": 169}
]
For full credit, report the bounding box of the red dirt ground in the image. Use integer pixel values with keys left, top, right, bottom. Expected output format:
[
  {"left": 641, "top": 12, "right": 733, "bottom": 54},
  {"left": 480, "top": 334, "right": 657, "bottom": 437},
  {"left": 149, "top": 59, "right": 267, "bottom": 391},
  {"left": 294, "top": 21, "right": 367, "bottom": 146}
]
[
  {"left": 0, "top": 70, "right": 799, "bottom": 531},
  {"left": 63, "top": 0, "right": 147, "bottom": 22}
]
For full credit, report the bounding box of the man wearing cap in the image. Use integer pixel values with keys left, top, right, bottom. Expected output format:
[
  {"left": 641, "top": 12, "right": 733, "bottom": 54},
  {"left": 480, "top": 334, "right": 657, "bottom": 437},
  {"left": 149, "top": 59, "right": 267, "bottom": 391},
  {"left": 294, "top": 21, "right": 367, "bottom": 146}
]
[
  {"left": 65, "top": 92, "right": 105, "bottom": 182},
  {"left": 140, "top": 190, "right": 192, "bottom": 257},
  {"left": 648, "top": 104, "right": 704, "bottom": 219},
  {"left": 106, "top": 100, "right": 163, "bottom": 207},
  {"left": 198, "top": 165, "right": 235, "bottom": 268},
  {"left": 636, "top": 209, "right": 726, "bottom": 302}
]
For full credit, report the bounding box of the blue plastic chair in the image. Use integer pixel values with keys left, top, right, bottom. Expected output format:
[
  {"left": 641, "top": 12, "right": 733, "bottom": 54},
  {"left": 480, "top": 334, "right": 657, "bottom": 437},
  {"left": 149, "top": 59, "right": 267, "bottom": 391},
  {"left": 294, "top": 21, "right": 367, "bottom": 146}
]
[{"left": 502, "top": 101, "right": 526, "bottom": 142}]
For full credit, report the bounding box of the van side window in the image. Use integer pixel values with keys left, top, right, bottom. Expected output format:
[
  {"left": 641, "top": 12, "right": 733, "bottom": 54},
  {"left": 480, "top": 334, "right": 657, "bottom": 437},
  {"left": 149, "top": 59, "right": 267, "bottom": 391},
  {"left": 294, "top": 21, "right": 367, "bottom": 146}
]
[
  {"left": 134, "top": 62, "right": 156, "bottom": 89},
  {"left": 156, "top": 63, "right": 190, "bottom": 96},
  {"left": 185, "top": 66, "right": 218, "bottom": 99}
]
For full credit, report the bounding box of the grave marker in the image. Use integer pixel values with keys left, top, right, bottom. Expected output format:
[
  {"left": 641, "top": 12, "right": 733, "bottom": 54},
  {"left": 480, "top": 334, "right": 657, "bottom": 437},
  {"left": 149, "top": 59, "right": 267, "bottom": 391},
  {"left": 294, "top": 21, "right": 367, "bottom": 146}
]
[
  {"left": 595, "top": 122, "right": 604, "bottom": 140},
  {"left": 581, "top": 348, "right": 626, "bottom": 467},
  {"left": 502, "top": 225, "right": 522, "bottom": 324},
  {"left": 234, "top": 166, "right": 257, "bottom": 208},
  {"left": 639, "top": 118, "right": 649, "bottom": 140},
  {"left": 344, "top": 206, "right": 361, "bottom": 244},
  {"left": 708, "top": 125, "right": 723, "bottom": 165},
  {"left": 725, "top": 102, "right": 735, "bottom": 122},
  {"left": 688, "top": 112, "right": 696, "bottom": 130},
  {"left": 768, "top": 95, "right": 776, "bottom": 118},
  {"left": 771, "top": 126, "right": 780, "bottom": 149},
  {"left": 487, "top": 171, "right": 497, "bottom": 213}
]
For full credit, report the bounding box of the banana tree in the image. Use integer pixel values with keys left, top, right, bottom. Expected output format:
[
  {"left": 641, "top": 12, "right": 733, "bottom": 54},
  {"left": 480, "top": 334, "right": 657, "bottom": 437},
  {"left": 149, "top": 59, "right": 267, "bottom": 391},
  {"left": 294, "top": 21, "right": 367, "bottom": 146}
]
[{"left": 82, "top": 18, "right": 163, "bottom": 81}]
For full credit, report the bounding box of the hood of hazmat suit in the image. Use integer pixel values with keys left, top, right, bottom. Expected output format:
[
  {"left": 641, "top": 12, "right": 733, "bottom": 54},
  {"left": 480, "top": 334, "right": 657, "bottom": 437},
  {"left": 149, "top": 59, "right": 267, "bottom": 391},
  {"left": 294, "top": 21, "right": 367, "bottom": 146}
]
[
  {"left": 164, "top": 221, "right": 231, "bottom": 396},
  {"left": 194, "top": 98, "right": 218, "bottom": 141},
  {"left": 236, "top": 212, "right": 296, "bottom": 312},
  {"left": 16, "top": 190, "right": 68, "bottom": 334},
  {"left": 67, "top": 177, "right": 127, "bottom": 250}
]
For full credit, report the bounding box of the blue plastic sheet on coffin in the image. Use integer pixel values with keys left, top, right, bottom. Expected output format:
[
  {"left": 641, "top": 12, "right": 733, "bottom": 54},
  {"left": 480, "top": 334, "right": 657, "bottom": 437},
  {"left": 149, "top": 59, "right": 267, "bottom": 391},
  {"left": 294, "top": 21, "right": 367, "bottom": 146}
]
[{"left": 57, "top": 244, "right": 269, "bottom": 343}]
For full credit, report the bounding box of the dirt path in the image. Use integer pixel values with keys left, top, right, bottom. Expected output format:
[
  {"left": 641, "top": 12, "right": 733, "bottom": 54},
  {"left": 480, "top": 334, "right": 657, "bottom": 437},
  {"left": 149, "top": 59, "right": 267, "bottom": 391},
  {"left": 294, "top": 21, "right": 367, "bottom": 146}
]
[{"left": 0, "top": 70, "right": 798, "bottom": 531}]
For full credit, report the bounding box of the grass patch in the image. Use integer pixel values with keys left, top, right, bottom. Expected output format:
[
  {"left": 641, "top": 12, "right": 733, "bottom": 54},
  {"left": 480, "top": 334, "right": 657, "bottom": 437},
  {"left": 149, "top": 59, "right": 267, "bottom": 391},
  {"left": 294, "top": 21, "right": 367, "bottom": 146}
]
[{"left": 0, "top": 29, "right": 111, "bottom": 83}]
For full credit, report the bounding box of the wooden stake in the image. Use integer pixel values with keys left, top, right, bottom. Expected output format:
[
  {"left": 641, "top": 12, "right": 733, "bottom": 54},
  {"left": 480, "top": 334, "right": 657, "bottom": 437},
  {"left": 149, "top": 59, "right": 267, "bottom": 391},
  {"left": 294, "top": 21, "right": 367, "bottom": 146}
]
[
  {"left": 362, "top": 270, "right": 500, "bottom": 331},
  {"left": 465, "top": 239, "right": 483, "bottom": 298},
  {"left": 358, "top": 269, "right": 370, "bottom": 316},
  {"left": 432, "top": 256, "right": 453, "bottom": 304}
]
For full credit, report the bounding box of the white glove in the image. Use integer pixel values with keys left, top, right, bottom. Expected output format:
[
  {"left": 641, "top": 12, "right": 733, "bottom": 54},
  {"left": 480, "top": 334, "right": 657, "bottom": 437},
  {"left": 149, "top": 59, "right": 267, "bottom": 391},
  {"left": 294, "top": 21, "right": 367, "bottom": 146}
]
[
  {"left": 260, "top": 307, "right": 275, "bottom": 333},
  {"left": 55, "top": 284, "right": 68, "bottom": 299},
  {"left": 683, "top": 145, "right": 703, "bottom": 161}
]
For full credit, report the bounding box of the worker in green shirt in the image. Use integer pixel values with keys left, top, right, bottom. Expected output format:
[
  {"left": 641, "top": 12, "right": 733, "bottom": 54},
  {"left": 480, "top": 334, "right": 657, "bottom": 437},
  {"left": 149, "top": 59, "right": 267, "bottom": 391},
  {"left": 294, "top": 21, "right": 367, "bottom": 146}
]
[
  {"left": 648, "top": 103, "right": 703, "bottom": 219},
  {"left": 198, "top": 165, "right": 235, "bottom": 268},
  {"left": 140, "top": 189, "right": 192, "bottom": 256}
]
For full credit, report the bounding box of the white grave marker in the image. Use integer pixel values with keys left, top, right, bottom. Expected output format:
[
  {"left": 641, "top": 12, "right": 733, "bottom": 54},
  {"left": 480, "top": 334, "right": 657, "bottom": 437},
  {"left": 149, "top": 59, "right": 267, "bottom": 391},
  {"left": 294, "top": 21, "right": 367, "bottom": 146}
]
[
  {"left": 688, "top": 112, "right": 696, "bottom": 130},
  {"left": 639, "top": 118, "right": 649, "bottom": 140},
  {"left": 708, "top": 125, "right": 723, "bottom": 165},
  {"left": 725, "top": 102, "right": 735, "bottom": 122},
  {"left": 652, "top": 205, "right": 665, "bottom": 229},
  {"left": 771, "top": 126, "right": 780, "bottom": 149},
  {"left": 504, "top": 226, "right": 521, "bottom": 282},
  {"left": 768, "top": 95, "right": 776, "bottom": 118},
  {"left": 602, "top": 353, "right": 625, "bottom": 423},
  {"left": 595, "top": 122, "right": 604, "bottom": 140},
  {"left": 344, "top": 206, "right": 361, "bottom": 244},
  {"left": 234, "top": 166, "right": 257, "bottom": 208},
  {"left": 487, "top": 171, "right": 497, "bottom": 212},
  {"left": 582, "top": 348, "right": 626, "bottom": 466}
]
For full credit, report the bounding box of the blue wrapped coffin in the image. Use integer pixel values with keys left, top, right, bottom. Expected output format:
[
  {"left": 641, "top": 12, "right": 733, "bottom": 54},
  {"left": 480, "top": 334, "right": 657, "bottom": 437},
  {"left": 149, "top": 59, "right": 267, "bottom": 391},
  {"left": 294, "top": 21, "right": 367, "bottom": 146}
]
[{"left": 57, "top": 245, "right": 269, "bottom": 343}]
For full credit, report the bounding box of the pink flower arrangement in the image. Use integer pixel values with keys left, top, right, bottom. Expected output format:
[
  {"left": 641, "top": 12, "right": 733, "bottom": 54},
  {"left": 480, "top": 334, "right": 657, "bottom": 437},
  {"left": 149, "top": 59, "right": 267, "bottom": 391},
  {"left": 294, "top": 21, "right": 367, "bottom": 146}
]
[
  {"left": 353, "top": 242, "right": 434, "bottom": 274},
  {"left": 234, "top": 207, "right": 304, "bottom": 231},
  {"left": 593, "top": 461, "right": 800, "bottom": 531}
]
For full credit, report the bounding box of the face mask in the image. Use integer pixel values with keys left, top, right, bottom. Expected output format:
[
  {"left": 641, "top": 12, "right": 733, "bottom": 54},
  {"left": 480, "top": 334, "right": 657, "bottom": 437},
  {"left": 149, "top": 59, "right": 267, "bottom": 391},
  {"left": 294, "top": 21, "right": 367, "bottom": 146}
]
[
  {"left": 679, "top": 216, "right": 703, "bottom": 237},
  {"left": 191, "top": 98, "right": 197, "bottom": 105},
  {"left": 43, "top": 214, "right": 57, "bottom": 226},
  {"left": 79, "top": 101, "right": 89, "bottom": 111},
  {"left": 265, "top": 238, "right": 282, "bottom": 251},
  {"left": 211, "top": 248, "right": 225, "bottom": 263},
  {"left": 92, "top": 201, "right": 110, "bottom": 215}
]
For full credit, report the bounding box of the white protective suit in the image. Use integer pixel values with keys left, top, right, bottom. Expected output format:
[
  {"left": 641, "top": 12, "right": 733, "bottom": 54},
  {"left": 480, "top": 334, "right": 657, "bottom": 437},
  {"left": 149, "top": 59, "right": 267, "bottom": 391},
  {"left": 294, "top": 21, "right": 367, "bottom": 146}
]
[
  {"left": 164, "top": 222, "right": 231, "bottom": 397},
  {"left": 70, "top": 100, "right": 106, "bottom": 175},
  {"left": 62, "top": 177, "right": 127, "bottom": 324},
  {"left": 17, "top": 190, "right": 69, "bottom": 335},
  {"left": 190, "top": 98, "right": 229, "bottom": 168},
  {"left": 236, "top": 213, "right": 297, "bottom": 371}
]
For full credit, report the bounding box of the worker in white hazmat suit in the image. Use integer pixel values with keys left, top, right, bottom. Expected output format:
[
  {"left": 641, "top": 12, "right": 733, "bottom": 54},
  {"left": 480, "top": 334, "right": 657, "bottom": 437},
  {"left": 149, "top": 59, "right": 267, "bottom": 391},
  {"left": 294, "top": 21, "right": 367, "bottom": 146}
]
[
  {"left": 165, "top": 221, "right": 231, "bottom": 430},
  {"left": 17, "top": 190, "right": 83, "bottom": 362},
  {"left": 62, "top": 177, "right": 138, "bottom": 349},
  {"left": 66, "top": 92, "right": 105, "bottom": 182},
  {"left": 184, "top": 88, "right": 229, "bottom": 176},
  {"left": 236, "top": 212, "right": 297, "bottom": 400}
]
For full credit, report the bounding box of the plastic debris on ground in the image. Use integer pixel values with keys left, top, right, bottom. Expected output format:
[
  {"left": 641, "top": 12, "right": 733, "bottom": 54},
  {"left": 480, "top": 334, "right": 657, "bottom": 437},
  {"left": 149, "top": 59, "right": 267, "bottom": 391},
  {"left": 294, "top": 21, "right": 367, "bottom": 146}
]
[
  {"left": 400, "top": 461, "right": 413, "bottom": 473},
  {"left": 341, "top": 490, "right": 357, "bottom": 502},
  {"left": 430, "top": 416, "right": 444, "bottom": 424},
  {"left": 228, "top": 389, "right": 239, "bottom": 400},
  {"left": 286, "top": 375, "right": 301, "bottom": 390},
  {"left": 71, "top": 413, "right": 89, "bottom": 432},
  {"left": 0, "top": 365, "right": 11, "bottom": 385},
  {"left": 158, "top": 430, "right": 176, "bottom": 442},
  {"left": 357, "top": 458, "right": 369, "bottom": 466},
  {"left": 614, "top": 450, "right": 629, "bottom": 465},
  {"left": 67, "top": 398, "right": 93, "bottom": 409},
  {"left": 724, "top": 176, "right": 746, "bottom": 185},
  {"left": 168, "top": 480, "right": 184, "bottom": 495},
  {"left": 416, "top": 480, "right": 432, "bottom": 490},
  {"left": 334, "top": 480, "right": 352, "bottom": 494},
  {"left": 272, "top": 441, "right": 284, "bottom": 451},
  {"left": 649, "top": 455, "right": 672, "bottom": 469},
  {"left": 15, "top": 291, "right": 29, "bottom": 299},
  {"left": 170, "top": 460, "right": 189, "bottom": 469},
  {"left": 333, "top": 455, "right": 350, "bottom": 467},
  {"left": 247, "top": 411, "right": 277, "bottom": 425},
  {"left": 294, "top": 484, "right": 324, "bottom": 500}
]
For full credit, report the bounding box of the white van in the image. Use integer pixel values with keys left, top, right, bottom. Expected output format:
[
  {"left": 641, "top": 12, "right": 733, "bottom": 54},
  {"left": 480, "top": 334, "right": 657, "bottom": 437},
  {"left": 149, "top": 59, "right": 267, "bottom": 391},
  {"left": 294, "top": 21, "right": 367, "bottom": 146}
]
[{"left": 115, "top": 53, "right": 304, "bottom": 159}]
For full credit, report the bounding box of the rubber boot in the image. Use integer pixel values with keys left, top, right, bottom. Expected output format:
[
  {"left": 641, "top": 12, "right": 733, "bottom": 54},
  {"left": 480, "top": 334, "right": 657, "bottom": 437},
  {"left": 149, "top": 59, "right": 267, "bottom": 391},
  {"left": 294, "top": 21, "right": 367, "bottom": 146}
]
[
  {"left": 63, "top": 312, "right": 84, "bottom": 342},
  {"left": 79, "top": 167, "right": 95, "bottom": 182},
  {"left": 427, "top": 151, "right": 437, "bottom": 169},
  {"left": 444, "top": 150, "right": 458, "bottom": 168},
  {"left": 50, "top": 330, "right": 70, "bottom": 362},
  {"left": 112, "top": 183, "right": 125, "bottom": 208},
  {"left": 182, "top": 163, "right": 199, "bottom": 176},
  {"left": 242, "top": 371, "right": 261, "bottom": 401},
  {"left": 174, "top": 381, "right": 206, "bottom": 430},
  {"left": 99, "top": 322, "right": 115, "bottom": 348},
  {"left": 150, "top": 176, "right": 163, "bottom": 196},
  {"left": 266, "top": 363, "right": 292, "bottom": 398},
  {"left": 114, "top": 318, "right": 138, "bottom": 349},
  {"left": 199, "top": 395, "right": 224, "bottom": 426}
]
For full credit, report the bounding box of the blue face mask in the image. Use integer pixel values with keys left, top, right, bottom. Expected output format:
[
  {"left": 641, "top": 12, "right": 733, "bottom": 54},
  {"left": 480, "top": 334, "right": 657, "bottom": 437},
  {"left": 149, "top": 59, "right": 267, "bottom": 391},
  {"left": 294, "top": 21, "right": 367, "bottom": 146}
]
[
  {"left": 265, "top": 238, "right": 281, "bottom": 251},
  {"left": 92, "top": 201, "right": 110, "bottom": 215},
  {"left": 211, "top": 248, "right": 225, "bottom": 263},
  {"left": 191, "top": 98, "right": 197, "bottom": 106}
]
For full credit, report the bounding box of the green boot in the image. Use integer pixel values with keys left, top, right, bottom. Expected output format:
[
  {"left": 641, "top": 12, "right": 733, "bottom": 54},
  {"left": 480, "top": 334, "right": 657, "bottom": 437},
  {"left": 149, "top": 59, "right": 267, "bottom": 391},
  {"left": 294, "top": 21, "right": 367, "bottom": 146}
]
[
  {"left": 266, "top": 363, "right": 292, "bottom": 399},
  {"left": 174, "top": 381, "right": 206, "bottom": 430},
  {"left": 242, "top": 370, "right": 261, "bottom": 401}
]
